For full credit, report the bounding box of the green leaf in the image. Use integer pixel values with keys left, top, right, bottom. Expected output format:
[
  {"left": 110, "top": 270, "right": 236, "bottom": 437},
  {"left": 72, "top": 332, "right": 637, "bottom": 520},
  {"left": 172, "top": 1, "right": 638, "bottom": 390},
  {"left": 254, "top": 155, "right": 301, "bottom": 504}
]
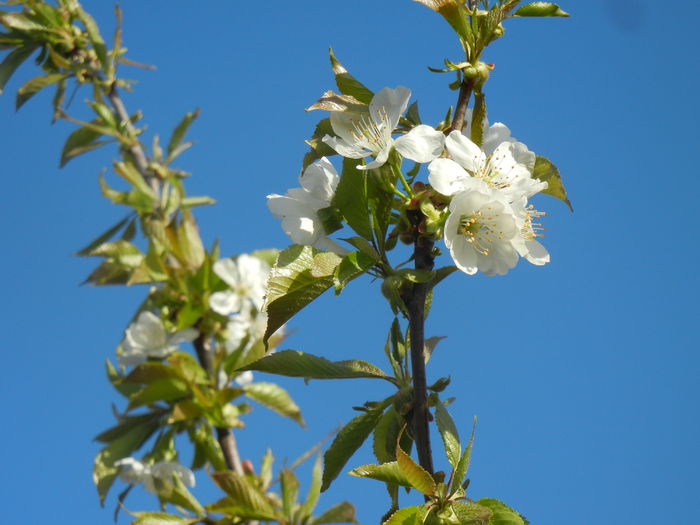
[
  {"left": 122, "top": 362, "right": 181, "bottom": 384},
  {"left": 128, "top": 377, "right": 190, "bottom": 409},
  {"left": 349, "top": 462, "right": 411, "bottom": 488},
  {"left": 167, "top": 109, "right": 200, "bottom": 160},
  {"left": 75, "top": 215, "right": 132, "bottom": 256},
  {"left": 452, "top": 417, "right": 477, "bottom": 491},
  {"left": 130, "top": 512, "right": 194, "bottom": 525},
  {"left": 533, "top": 155, "right": 573, "bottom": 211},
  {"left": 333, "top": 157, "right": 372, "bottom": 240},
  {"left": 475, "top": 499, "right": 527, "bottom": 525},
  {"left": 0, "top": 12, "right": 46, "bottom": 32},
  {"left": 77, "top": 7, "right": 109, "bottom": 73},
  {"left": 280, "top": 469, "right": 300, "bottom": 519},
  {"left": 94, "top": 411, "right": 163, "bottom": 443},
  {"left": 383, "top": 506, "right": 426, "bottom": 525},
  {"left": 329, "top": 48, "right": 373, "bottom": 104},
  {"left": 312, "top": 501, "right": 358, "bottom": 524},
  {"left": 153, "top": 476, "right": 205, "bottom": 517},
  {"left": 513, "top": 2, "right": 570, "bottom": 17},
  {"left": 435, "top": 402, "right": 461, "bottom": 469},
  {"left": 322, "top": 397, "right": 392, "bottom": 491},
  {"left": 307, "top": 90, "right": 365, "bottom": 113},
  {"left": 15, "top": 73, "right": 65, "bottom": 110},
  {"left": 243, "top": 350, "right": 393, "bottom": 383},
  {"left": 451, "top": 502, "right": 492, "bottom": 525},
  {"left": 396, "top": 443, "right": 436, "bottom": 496},
  {"left": 0, "top": 44, "right": 37, "bottom": 95},
  {"left": 211, "top": 471, "right": 279, "bottom": 521},
  {"left": 300, "top": 454, "right": 323, "bottom": 519},
  {"left": 263, "top": 245, "right": 341, "bottom": 343},
  {"left": 243, "top": 382, "right": 304, "bottom": 426},
  {"left": 372, "top": 406, "right": 404, "bottom": 464},
  {"left": 60, "top": 124, "right": 105, "bottom": 167},
  {"left": 334, "top": 250, "right": 378, "bottom": 294}
]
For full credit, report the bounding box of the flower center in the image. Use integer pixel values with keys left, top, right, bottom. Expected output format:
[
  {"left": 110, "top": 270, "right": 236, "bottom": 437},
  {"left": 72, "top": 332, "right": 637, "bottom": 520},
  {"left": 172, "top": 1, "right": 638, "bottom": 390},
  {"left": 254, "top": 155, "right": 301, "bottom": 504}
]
[
  {"left": 480, "top": 152, "right": 515, "bottom": 191},
  {"left": 351, "top": 106, "right": 391, "bottom": 153},
  {"left": 457, "top": 206, "right": 506, "bottom": 255}
]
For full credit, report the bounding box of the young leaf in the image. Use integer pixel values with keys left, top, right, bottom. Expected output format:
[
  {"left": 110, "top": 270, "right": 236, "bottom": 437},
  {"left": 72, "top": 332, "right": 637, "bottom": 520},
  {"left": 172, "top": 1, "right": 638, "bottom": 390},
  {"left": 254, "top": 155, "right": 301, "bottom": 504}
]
[
  {"left": 167, "top": 109, "right": 200, "bottom": 160},
  {"left": 15, "top": 73, "right": 65, "bottom": 109},
  {"left": 533, "top": 155, "right": 573, "bottom": 211},
  {"left": 334, "top": 250, "right": 379, "bottom": 294},
  {"left": 300, "top": 454, "right": 323, "bottom": 519},
  {"left": 333, "top": 157, "right": 372, "bottom": 241},
  {"left": 396, "top": 443, "right": 436, "bottom": 497},
  {"left": 452, "top": 417, "right": 477, "bottom": 491},
  {"left": 451, "top": 502, "right": 492, "bottom": 525},
  {"left": 322, "top": 398, "right": 393, "bottom": 491},
  {"left": 348, "top": 462, "right": 411, "bottom": 488},
  {"left": 243, "top": 382, "right": 304, "bottom": 426},
  {"left": 434, "top": 402, "right": 461, "bottom": 469},
  {"left": 312, "top": 501, "right": 358, "bottom": 524},
  {"left": 242, "top": 350, "right": 394, "bottom": 383},
  {"left": 513, "top": 2, "right": 570, "bottom": 17},
  {"left": 130, "top": 512, "right": 194, "bottom": 525},
  {"left": 280, "top": 469, "right": 300, "bottom": 519},
  {"left": 60, "top": 124, "right": 106, "bottom": 167},
  {"left": 383, "top": 505, "right": 426, "bottom": 525},
  {"left": 263, "top": 245, "right": 341, "bottom": 343},
  {"left": 0, "top": 44, "right": 37, "bottom": 94},
  {"left": 127, "top": 377, "right": 190, "bottom": 410},
  {"left": 75, "top": 215, "right": 132, "bottom": 256},
  {"left": 328, "top": 48, "right": 374, "bottom": 104},
  {"left": 474, "top": 499, "right": 527, "bottom": 525},
  {"left": 211, "top": 472, "right": 279, "bottom": 521}
]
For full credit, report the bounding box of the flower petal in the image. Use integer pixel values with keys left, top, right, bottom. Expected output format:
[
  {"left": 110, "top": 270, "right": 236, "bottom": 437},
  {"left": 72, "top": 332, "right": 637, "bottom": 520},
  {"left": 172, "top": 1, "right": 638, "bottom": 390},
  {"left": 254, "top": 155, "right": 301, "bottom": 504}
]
[
  {"left": 370, "top": 86, "right": 411, "bottom": 130},
  {"left": 209, "top": 290, "right": 241, "bottom": 316},
  {"left": 394, "top": 125, "right": 445, "bottom": 163},
  {"left": 299, "top": 157, "right": 339, "bottom": 202},
  {"left": 361, "top": 145, "right": 391, "bottom": 170},
  {"left": 445, "top": 130, "right": 486, "bottom": 173},
  {"left": 322, "top": 134, "right": 368, "bottom": 159},
  {"left": 428, "top": 158, "right": 470, "bottom": 196}
]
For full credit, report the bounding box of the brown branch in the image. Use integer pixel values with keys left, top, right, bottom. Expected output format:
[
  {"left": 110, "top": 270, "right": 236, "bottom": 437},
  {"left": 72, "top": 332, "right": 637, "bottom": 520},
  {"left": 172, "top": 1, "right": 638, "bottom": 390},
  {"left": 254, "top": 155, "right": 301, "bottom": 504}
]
[
  {"left": 407, "top": 235, "right": 436, "bottom": 479},
  {"left": 193, "top": 333, "right": 245, "bottom": 475},
  {"left": 448, "top": 79, "right": 474, "bottom": 134}
]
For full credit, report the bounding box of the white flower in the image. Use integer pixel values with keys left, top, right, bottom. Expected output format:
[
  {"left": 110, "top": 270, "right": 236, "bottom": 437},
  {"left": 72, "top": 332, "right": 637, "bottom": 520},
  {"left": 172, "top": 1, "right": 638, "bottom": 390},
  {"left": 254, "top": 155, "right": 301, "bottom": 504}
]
[
  {"left": 428, "top": 130, "right": 545, "bottom": 201},
  {"left": 267, "top": 157, "right": 345, "bottom": 252},
  {"left": 512, "top": 198, "right": 550, "bottom": 267},
  {"left": 118, "top": 312, "right": 198, "bottom": 367},
  {"left": 444, "top": 187, "right": 522, "bottom": 276},
  {"left": 462, "top": 109, "right": 524, "bottom": 157},
  {"left": 322, "top": 86, "right": 445, "bottom": 169},
  {"left": 234, "top": 370, "right": 254, "bottom": 387},
  {"left": 209, "top": 254, "right": 269, "bottom": 316},
  {"left": 114, "top": 458, "right": 195, "bottom": 494},
  {"left": 224, "top": 305, "right": 281, "bottom": 354}
]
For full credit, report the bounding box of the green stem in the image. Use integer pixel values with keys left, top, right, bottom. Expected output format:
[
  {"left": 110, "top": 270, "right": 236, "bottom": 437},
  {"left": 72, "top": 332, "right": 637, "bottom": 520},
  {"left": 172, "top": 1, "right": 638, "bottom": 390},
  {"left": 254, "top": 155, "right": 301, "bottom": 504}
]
[{"left": 392, "top": 163, "right": 415, "bottom": 198}]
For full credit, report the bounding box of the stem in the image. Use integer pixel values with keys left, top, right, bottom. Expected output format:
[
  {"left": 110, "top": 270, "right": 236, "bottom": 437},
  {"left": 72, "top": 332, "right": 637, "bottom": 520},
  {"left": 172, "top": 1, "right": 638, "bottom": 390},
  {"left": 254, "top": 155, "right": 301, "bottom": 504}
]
[
  {"left": 407, "top": 235, "right": 435, "bottom": 478},
  {"left": 449, "top": 79, "right": 474, "bottom": 133},
  {"left": 105, "top": 83, "right": 159, "bottom": 196},
  {"left": 193, "top": 333, "right": 245, "bottom": 475}
]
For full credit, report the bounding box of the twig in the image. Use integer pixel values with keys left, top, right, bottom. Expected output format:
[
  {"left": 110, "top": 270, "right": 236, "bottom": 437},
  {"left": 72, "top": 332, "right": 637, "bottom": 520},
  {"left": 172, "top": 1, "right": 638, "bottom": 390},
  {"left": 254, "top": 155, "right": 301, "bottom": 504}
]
[{"left": 448, "top": 79, "right": 474, "bottom": 134}]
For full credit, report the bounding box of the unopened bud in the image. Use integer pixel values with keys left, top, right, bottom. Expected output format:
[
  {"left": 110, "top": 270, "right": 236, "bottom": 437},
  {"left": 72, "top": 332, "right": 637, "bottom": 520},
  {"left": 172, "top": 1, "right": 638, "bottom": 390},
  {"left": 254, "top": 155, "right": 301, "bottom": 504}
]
[{"left": 242, "top": 459, "right": 255, "bottom": 475}]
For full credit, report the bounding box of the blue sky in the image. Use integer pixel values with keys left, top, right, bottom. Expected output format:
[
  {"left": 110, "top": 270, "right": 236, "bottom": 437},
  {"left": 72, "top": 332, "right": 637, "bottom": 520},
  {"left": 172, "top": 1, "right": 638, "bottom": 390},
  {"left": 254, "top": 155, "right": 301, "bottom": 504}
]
[{"left": 1, "top": 1, "right": 699, "bottom": 523}]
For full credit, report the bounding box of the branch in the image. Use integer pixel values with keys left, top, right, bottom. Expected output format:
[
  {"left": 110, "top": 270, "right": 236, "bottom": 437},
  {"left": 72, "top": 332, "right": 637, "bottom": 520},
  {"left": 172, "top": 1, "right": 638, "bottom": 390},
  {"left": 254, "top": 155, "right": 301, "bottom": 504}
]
[
  {"left": 407, "top": 236, "right": 435, "bottom": 481},
  {"left": 448, "top": 79, "right": 474, "bottom": 133},
  {"left": 193, "top": 333, "right": 245, "bottom": 475}
]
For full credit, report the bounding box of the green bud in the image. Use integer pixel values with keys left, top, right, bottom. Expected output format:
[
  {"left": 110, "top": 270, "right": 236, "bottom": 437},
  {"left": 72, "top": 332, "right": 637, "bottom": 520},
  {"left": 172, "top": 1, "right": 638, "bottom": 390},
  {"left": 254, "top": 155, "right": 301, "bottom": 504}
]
[{"left": 489, "top": 23, "right": 505, "bottom": 42}]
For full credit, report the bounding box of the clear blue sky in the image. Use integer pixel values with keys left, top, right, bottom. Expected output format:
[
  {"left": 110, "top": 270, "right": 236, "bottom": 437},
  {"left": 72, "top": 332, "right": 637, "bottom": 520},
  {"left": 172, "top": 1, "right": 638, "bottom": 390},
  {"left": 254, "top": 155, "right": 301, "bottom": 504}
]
[{"left": 1, "top": 1, "right": 698, "bottom": 523}]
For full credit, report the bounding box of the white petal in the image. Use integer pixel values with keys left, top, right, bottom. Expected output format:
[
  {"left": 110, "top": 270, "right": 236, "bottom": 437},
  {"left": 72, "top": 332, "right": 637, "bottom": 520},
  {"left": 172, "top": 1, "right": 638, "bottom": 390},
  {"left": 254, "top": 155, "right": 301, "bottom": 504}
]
[
  {"left": 209, "top": 290, "right": 241, "bottom": 316},
  {"left": 370, "top": 86, "right": 411, "bottom": 130},
  {"left": 281, "top": 215, "right": 320, "bottom": 245},
  {"left": 523, "top": 239, "right": 550, "bottom": 265},
  {"left": 235, "top": 370, "right": 254, "bottom": 387},
  {"left": 128, "top": 311, "right": 167, "bottom": 350},
  {"left": 299, "top": 157, "right": 339, "bottom": 202},
  {"left": 428, "top": 158, "right": 470, "bottom": 196},
  {"left": 213, "top": 258, "right": 240, "bottom": 288},
  {"left": 267, "top": 193, "right": 309, "bottom": 219},
  {"left": 322, "top": 134, "right": 368, "bottom": 159},
  {"left": 394, "top": 125, "right": 445, "bottom": 163},
  {"left": 361, "top": 145, "right": 391, "bottom": 170},
  {"left": 482, "top": 122, "right": 513, "bottom": 155},
  {"left": 445, "top": 131, "right": 486, "bottom": 173},
  {"left": 169, "top": 327, "right": 199, "bottom": 345},
  {"left": 330, "top": 110, "right": 365, "bottom": 145}
]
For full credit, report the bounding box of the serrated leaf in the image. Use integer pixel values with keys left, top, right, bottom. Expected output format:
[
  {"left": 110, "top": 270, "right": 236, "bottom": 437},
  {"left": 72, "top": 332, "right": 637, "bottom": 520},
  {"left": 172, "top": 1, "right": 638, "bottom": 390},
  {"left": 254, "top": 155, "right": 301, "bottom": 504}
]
[
  {"left": 396, "top": 443, "right": 436, "bottom": 496},
  {"left": 533, "top": 155, "right": 572, "bottom": 211},
  {"left": 243, "top": 350, "right": 393, "bottom": 383},
  {"left": 167, "top": 109, "right": 199, "bottom": 160},
  {"left": 322, "top": 398, "right": 392, "bottom": 491},
  {"left": 333, "top": 157, "right": 372, "bottom": 240},
  {"left": 244, "top": 382, "right": 304, "bottom": 426},
  {"left": 435, "top": 402, "right": 461, "bottom": 469},
  {"left": 513, "top": 2, "right": 570, "bottom": 17},
  {"left": 0, "top": 44, "right": 37, "bottom": 94},
  {"left": 451, "top": 502, "right": 492, "bottom": 525},
  {"left": 349, "top": 462, "right": 411, "bottom": 488},
  {"left": 475, "top": 499, "right": 527, "bottom": 525},
  {"left": 130, "top": 512, "right": 194, "bottom": 525},
  {"left": 383, "top": 506, "right": 426, "bottom": 525},
  {"left": 211, "top": 472, "right": 279, "bottom": 521},
  {"left": 15, "top": 73, "right": 65, "bottom": 109},
  {"left": 329, "top": 48, "right": 373, "bottom": 104},
  {"left": 263, "top": 245, "right": 341, "bottom": 343},
  {"left": 452, "top": 417, "right": 477, "bottom": 491},
  {"left": 312, "top": 501, "right": 358, "bottom": 524},
  {"left": 373, "top": 406, "right": 403, "bottom": 464},
  {"left": 334, "top": 250, "right": 378, "bottom": 294},
  {"left": 300, "top": 454, "right": 323, "bottom": 519}
]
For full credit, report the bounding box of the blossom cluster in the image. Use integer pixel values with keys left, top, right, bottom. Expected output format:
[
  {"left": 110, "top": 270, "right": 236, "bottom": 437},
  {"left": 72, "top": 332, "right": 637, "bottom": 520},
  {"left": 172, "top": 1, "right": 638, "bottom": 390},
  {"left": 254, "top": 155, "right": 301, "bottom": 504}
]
[
  {"left": 268, "top": 86, "right": 549, "bottom": 276},
  {"left": 114, "top": 457, "right": 195, "bottom": 494}
]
